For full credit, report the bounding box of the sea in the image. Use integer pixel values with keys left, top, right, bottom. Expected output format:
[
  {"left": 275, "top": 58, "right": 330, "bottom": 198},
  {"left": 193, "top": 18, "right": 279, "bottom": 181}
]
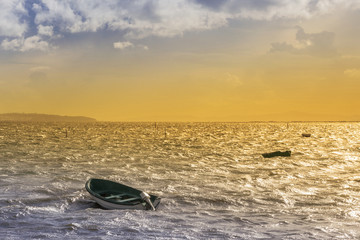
[{"left": 0, "top": 122, "right": 359, "bottom": 239}]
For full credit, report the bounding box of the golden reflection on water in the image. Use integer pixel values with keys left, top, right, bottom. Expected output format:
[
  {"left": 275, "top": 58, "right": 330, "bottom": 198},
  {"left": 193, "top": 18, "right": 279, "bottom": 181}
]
[{"left": 0, "top": 122, "right": 360, "bottom": 239}]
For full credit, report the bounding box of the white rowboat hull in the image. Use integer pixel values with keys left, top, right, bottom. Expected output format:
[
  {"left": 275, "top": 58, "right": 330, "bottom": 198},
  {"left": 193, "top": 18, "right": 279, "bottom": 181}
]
[{"left": 90, "top": 195, "right": 161, "bottom": 210}]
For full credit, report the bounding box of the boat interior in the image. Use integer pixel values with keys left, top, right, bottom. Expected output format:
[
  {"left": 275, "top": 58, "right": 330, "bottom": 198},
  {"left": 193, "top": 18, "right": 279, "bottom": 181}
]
[{"left": 98, "top": 191, "right": 142, "bottom": 203}]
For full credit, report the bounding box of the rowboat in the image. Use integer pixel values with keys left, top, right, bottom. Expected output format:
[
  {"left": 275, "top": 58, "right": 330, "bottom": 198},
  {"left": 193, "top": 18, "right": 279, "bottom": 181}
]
[
  {"left": 262, "top": 150, "right": 291, "bottom": 158},
  {"left": 85, "top": 178, "right": 161, "bottom": 210}
]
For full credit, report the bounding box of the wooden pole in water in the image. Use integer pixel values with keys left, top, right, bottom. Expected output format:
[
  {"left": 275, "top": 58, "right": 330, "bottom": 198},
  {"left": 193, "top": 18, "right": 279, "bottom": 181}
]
[{"left": 154, "top": 122, "right": 158, "bottom": 138}]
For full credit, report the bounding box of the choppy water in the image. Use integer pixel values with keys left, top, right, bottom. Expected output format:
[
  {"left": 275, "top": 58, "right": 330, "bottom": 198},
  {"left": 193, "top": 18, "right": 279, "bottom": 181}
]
[{"left": 0, "top": 122, "right": 360, "bottom": 239}]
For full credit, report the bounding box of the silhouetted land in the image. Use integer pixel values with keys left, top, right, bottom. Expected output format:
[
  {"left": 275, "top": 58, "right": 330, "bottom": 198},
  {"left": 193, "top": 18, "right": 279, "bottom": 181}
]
[{"left": 0, "top": 113, "right": 96, "bottom": 122}]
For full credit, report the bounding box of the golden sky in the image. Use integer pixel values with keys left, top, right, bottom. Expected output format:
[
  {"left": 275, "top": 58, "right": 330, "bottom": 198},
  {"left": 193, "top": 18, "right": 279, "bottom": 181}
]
[{"left": 1, "top": 0, "right": 360, "bottom": 121}]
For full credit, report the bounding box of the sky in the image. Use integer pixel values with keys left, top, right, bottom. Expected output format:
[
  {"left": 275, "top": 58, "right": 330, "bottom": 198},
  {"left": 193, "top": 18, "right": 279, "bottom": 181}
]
[{"left": 1, "top": 0, "right": 360, "bottom": 122}]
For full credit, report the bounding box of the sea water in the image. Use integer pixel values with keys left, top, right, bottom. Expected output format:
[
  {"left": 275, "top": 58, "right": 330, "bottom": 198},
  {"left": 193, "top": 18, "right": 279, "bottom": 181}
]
[{"left": 0, "top": 122, "right": 359, "bottom": 239}]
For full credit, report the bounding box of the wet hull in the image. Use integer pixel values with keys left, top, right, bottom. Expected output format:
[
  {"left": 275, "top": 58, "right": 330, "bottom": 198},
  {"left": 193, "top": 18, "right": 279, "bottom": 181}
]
[{"left": 90, "top": 195, "right": 161, "bottom": 210}]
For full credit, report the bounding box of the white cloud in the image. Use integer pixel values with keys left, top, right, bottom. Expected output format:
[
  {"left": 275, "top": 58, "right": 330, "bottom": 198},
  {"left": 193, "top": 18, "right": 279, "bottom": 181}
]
[
  {"left": 344, "top": 69, "right": 360, "bottom": 78},
  {"left": 32, "top": 0, "right": 360, "bottom": 39},
  {"left": 32, "top": 3, "right": 42, "bottom": 12},
  {"left": 113, "top": 42, "right": 150, "bottom": 51},
  {"left": 1, "top": 36, "right": 50, "bottom": 52},
  {"left": 1, "top": 38, "right": 22, "bottom": 51},
  {"left": 1, "top": 0, "right": 360, "bottom": 52},
  {"left": 0, "top": 0, "right": 27, "bottom": 37},
  {"left": 22, "top": 36, "right": 49, "bottom": 52},
  {"left": 38, "top": 25, "right": 54, "bottom": 37},
  {"left": 113, "top": 41, "right": 134, "bottom": 50},
  {"left": 33, "top": 0, "right": 229, "bottom": 38}
]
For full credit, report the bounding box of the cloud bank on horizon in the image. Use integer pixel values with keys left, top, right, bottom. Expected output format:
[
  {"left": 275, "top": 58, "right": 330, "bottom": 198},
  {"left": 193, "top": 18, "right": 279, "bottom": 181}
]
[{"left": 1, "top": 0, "right": 359, "bottom": 52}]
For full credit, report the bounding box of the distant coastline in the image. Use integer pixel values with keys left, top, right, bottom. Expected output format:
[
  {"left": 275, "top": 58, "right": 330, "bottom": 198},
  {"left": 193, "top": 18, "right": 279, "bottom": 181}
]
[{"left": 0, "top": 113, "right": 96, "bottom": 122}]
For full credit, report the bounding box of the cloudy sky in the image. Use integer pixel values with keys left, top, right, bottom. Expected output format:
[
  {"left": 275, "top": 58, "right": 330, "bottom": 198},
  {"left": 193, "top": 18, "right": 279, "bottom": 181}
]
[{"left": 1, "top": 0, "right": 360, "bottom": 121}]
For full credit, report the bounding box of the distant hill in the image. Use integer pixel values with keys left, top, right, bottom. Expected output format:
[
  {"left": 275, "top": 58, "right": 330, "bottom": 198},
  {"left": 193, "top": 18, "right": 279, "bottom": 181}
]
[{"left": 0, "top": 113, "right": 96, "bottom": 122}]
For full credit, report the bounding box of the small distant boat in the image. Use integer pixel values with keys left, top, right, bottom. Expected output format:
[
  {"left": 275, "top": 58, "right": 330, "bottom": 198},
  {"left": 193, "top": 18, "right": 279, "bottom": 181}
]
[
  {"left": 262, "top": 150, "right": 291, "bottom": 158},
  {"left": 85, "top": 178, "right": 161, "bottom": 210},
  {"left": 302, "top": 133, "right": 311, "bottom": 137}
]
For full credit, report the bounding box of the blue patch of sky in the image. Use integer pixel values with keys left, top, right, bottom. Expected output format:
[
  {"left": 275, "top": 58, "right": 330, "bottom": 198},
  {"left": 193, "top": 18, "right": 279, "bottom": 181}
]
[
  {"left": 21, "top": 0, "right": 69, "bottom": 39},
  {"left": 195, "top": 0, "right": 276, "bottom": 10},
  {"left": 52, "top": 28, "right": 128, "bottom": 51},
  {"left": 21, "top": 0, "right": 44, "bottom": 38}
]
